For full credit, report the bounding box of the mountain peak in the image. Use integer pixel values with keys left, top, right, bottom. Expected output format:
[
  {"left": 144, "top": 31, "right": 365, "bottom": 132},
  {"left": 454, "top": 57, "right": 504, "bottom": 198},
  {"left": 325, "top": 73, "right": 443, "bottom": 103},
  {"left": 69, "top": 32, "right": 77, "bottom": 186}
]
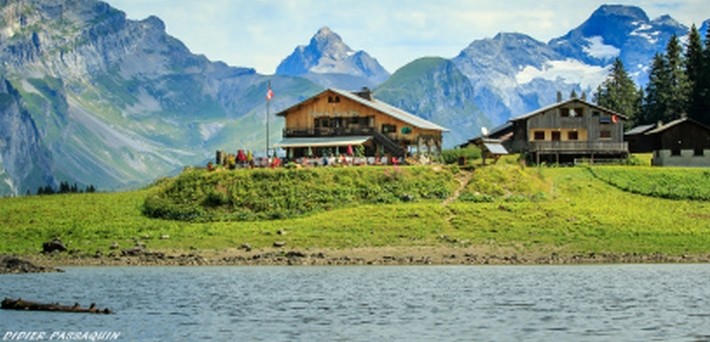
[
  {"left": 275, "top": 26, "right": 389, "bottom": 89},
  {"left": 591, "top": 4, "right": 649, "bottom": 22}
]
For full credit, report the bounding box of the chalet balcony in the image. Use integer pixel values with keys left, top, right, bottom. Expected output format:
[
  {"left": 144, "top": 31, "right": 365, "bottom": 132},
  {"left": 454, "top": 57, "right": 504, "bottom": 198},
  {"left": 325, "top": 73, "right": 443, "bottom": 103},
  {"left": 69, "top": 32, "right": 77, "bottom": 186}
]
[
  {"left": 528, "top": 141, "right": 628, "bottom": 154},
  {"left": 283, "top": 126, "right": 376, "bottom": 137}
]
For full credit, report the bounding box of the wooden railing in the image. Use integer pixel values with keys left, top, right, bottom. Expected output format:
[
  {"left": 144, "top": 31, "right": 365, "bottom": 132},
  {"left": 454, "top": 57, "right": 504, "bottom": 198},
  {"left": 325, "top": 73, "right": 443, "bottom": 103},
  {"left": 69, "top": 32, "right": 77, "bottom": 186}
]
[
  {"left": 283, "top": 126, "right": 375, "bottom": 137},
  {"left": 528, "top": 141, "right": 628, "bottom": 153}
]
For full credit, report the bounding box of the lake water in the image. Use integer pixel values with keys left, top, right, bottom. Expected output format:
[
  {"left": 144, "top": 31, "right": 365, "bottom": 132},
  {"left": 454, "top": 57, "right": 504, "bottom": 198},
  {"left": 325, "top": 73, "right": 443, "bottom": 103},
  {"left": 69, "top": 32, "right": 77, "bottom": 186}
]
[{"left": 1, "top": 264, "right": 710, "bottom": 341}]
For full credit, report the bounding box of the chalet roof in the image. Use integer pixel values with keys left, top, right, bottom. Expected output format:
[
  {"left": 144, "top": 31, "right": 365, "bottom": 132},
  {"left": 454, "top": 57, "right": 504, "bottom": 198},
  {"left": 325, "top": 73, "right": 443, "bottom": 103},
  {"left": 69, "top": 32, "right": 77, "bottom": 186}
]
[
  {"left": 275, "top": 136, "right": 372, "bottom": 148},
  {"left": 645, "top": 117, "right": 710, "bottom": 135},
  {"left": 459, "top": 122, "right": 513, "bottom": 148},
  {"left": 510, "top": 98, "right": 628, "bottom": 122},
  {"left": 625, "top": 124, "right": 657, "bottom": 136},
  {"left": 275, "top": 88, "right": 449, "bottom": 132}
]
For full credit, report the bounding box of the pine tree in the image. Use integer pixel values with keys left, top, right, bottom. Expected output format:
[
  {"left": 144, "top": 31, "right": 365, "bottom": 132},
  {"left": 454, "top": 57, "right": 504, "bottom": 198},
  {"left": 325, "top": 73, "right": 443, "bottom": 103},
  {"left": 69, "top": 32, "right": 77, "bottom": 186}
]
[
  {"left": 685, "top": 25, "right": 704, "bottom": 121},
  {"left": 643, "top": 53, "right": 669, "bottom": 124},
  {"left": 664, "top": 35, "right": 690, "bottom": 120},
  {"left": 593, "top": 58, "right": 641, "bottom": 127},
  {"left": 700, "top": 26, "right": 710, "bottom": 125}
]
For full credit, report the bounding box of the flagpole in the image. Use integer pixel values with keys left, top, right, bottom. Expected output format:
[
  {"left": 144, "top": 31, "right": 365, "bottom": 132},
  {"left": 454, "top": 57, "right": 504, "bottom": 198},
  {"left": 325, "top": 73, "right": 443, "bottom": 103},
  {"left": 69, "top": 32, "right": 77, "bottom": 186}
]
[{"left": 266, "top": 81, "right": 271, "bottom": 158}]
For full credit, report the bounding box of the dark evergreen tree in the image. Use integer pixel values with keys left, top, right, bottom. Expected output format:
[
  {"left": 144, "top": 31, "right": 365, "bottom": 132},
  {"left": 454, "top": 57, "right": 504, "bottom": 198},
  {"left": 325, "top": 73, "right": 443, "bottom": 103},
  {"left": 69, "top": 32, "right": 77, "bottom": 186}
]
[
  {"left": 593, "top": 58, "right": 641, "bottom": 127},
  {"left": 664, "top": 35, "right": 690, "bottom": 120},
  {"left": 685, "top": 25, "right": 704, "bottom": 121},
  {"left": 643, "top": 53, "right": 669, "bottom": 124},
  {"left": 700, "top": 26, "right": 710, "bottom": 125}
]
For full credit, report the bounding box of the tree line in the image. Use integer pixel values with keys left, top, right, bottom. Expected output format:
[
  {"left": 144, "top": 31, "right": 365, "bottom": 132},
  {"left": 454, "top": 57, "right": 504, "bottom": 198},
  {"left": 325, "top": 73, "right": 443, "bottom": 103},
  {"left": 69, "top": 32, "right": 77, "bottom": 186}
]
[
  {"left": 33, "top": 181, "right": 96, "bottom": 196},
  {"left": 594, "top": 25, "right": 710, "bottom": 128}
]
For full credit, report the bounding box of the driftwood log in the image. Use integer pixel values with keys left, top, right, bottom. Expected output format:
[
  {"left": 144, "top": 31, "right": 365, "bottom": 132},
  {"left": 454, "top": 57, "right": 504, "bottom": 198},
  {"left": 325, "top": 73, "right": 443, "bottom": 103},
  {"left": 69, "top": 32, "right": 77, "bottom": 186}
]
[{"left": 1, "top": 298, "right": 112, "bottom": 314}]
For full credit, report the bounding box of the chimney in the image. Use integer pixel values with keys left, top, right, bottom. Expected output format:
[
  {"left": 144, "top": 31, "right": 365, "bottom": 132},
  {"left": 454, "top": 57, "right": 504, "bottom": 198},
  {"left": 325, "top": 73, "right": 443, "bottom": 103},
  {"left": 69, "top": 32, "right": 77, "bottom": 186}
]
[
  {"left": 556, "top": 91, "right": 562, "bottom": 103},
  {"left": 354, "top": 87, "right": 373, "bottom": 101}
]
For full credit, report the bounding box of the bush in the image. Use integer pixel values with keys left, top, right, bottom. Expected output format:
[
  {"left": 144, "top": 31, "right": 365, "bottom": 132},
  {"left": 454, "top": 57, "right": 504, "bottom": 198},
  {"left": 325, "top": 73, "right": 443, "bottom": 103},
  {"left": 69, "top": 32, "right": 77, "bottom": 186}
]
[{"left": 441, "top": 146, "right": 481, "bottom": 164}]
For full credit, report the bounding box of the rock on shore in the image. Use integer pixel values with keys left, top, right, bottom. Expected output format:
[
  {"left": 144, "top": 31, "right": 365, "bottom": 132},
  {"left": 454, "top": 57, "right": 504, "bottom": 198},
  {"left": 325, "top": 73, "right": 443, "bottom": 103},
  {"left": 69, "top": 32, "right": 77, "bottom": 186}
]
[{"left": 0, "top": 255, "right": 62, "bottom": 274}]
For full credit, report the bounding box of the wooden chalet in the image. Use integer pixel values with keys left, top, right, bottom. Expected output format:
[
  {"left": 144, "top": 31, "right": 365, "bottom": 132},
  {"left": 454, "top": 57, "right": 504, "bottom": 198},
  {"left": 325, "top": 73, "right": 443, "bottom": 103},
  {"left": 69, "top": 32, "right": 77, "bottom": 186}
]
[
  {"left": 275, "top": 88, "right": 448, "bottom": 159},
  {"left": 464, "top": 98, "right": 629, "bottom": 164},
  {"left": 626, "top": 117, "right": 710, "bottom": 167}
]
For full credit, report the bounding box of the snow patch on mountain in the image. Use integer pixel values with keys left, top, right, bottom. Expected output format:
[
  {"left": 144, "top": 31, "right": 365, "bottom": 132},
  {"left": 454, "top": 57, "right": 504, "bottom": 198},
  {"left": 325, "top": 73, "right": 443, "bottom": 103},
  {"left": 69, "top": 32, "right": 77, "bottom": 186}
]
[
  {"left": 515, "top": 59, "right": 609, "bottom": 90},
  {"left": 583, "top": 36, "right": 620, "bottom": 59},
  {"left": 630, "top": 22, "right": 660, "bottom": 44}
]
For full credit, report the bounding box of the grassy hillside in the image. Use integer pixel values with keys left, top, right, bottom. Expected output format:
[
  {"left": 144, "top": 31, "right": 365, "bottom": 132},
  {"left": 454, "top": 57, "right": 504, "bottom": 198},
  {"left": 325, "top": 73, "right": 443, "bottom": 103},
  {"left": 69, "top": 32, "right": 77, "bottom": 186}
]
[
  {"left": 0, "top": 165, "right": 708, "bottom": 258},
  {"left": 143, "top": 166, "right": 459, "bottom": 222}
]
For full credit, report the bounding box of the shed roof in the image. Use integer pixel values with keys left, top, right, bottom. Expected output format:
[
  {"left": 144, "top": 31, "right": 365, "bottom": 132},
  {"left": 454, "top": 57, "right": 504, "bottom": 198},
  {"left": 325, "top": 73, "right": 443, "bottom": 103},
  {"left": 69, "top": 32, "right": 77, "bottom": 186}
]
[
  {"left": 644, "top": 117, "right": 710, "bottom": 135},
  {"left": 625, "top": 124, "right": 657, "bottom": 136}
]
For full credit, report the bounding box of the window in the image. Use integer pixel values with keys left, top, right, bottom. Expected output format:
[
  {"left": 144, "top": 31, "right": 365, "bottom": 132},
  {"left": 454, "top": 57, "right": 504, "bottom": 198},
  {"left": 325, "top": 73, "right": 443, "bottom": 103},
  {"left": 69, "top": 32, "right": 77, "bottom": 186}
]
[
  {"left": 600, "top": 130, "right": 611, "bottom": 139},
  {"left": 671, "top": 147, "right": 681, "bottom": 156},
  {"left": 560, "top": 108, "right": 570, "bottom": 117},
  {"left": 382, "top": 124, "right": 396, "bottom": 134},
  {"left": 694, "top": 148, "right": 704, "bottom": 156},
  {"left": 568, "top": 131, "right": 579, "bottom": 140},
  {"left": 551, "top": 131, "right": 561, "bottom": 141},
  {"left": 534, "top": 131, "right": 545, "bottom": 140},
  {"left": 574, "top": 107, "right": 585, "bottom": 117},
  {"left": 327, "top": 96, "right": 341, "bottom": 103},
  {"left": 600, "top": 116, "right": 611, "bottom": 124}
]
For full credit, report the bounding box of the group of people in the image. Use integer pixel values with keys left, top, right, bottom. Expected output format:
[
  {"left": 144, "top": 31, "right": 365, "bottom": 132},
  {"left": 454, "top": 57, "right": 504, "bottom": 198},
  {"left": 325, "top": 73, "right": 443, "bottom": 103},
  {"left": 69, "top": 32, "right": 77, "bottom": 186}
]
[{"left": 212, "top": 149, "right": 415, "bottom": 171}]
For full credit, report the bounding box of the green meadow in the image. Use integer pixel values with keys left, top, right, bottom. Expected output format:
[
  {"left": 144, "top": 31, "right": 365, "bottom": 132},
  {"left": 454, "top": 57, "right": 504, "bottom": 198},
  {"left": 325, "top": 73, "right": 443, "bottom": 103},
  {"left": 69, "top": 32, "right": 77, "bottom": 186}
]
[{"left": 1, "top": 163, "right": 709, "bottom": 258}]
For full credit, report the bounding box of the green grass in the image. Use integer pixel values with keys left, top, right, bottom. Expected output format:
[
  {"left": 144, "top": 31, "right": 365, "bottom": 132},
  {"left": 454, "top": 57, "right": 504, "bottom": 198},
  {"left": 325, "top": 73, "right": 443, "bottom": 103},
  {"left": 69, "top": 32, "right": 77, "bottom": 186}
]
[
  {"left": 1, "top": 165, "right": 709, "bottom": 258},
  {"left": 589, "top": 166, "right": 710, "bottom": 201}
]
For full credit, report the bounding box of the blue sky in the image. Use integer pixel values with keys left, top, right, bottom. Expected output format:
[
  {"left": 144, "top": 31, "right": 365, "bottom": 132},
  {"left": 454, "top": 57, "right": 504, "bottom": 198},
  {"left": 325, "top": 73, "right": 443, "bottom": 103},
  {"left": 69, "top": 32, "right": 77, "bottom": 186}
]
[{"left": 107, "top": 0, "right": 708, "bottom": 74}]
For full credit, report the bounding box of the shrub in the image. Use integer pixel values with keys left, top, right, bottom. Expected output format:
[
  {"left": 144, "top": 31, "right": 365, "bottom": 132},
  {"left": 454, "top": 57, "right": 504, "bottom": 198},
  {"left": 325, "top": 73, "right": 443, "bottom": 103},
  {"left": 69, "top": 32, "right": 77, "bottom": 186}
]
[{"left": 441, "top": 146, "right": 481, "bottom": 164}]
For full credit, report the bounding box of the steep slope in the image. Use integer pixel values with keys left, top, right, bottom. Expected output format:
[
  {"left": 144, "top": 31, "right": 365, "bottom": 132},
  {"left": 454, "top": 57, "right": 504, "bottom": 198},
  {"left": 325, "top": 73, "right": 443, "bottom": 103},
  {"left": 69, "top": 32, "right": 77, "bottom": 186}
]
[
  {"left": 375, "top": 57, "right": 490, "bottom": 147},
  {"left": 0, "top": 0, "right": 320, "bottom": 195},
  {"left": 276, "top": 26, "right": 389, "bottom": 90},
  {"left": 0, "top": 78, "right": 56, "bottom": 195}
]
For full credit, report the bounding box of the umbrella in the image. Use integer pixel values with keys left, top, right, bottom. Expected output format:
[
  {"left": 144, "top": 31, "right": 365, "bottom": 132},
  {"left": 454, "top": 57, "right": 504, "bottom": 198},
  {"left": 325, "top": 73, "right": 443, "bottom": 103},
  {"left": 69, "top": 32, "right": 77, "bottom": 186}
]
[
  {"left": 335, "top": 147, "right": 340, "bottom": 156},
  {"left": 288, "top": 148, "right": 294, "bottom": 159},
  {"left": 347, "top": 144, "right": 354, "bottom": 156},
  {"left": 307, "top": 146, "right": 313, "bottom": 157}
]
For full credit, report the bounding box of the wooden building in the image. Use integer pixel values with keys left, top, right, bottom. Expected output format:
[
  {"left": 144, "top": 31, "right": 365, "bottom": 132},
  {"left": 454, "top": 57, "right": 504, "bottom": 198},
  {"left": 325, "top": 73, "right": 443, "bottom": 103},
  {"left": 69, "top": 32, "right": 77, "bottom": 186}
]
[
  {"left": 626, "top": 117, "right": 710, "bottom": 167},
  {"left": 463, "top": 98, "right": 629, "bottom": 164},
  {"left": 275, "top": 88, "right": 448, "bottom": 159}
]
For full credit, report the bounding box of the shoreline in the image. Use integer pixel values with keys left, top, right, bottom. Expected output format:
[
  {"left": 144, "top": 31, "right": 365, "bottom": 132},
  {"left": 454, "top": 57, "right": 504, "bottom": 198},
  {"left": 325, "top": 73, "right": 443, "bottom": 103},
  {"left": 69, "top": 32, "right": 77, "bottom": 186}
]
[{"left": 6, "top": 247, "right": 710, "bottom": 271}]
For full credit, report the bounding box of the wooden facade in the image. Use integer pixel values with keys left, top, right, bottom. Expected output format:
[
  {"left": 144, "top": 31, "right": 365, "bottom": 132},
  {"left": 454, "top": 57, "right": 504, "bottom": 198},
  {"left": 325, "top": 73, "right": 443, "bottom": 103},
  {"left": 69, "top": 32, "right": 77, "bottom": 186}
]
[
  {"left": 275, "top": 88, "right": 448, "bottom": 159},
  {"left": 464, "top": 98, "right": 629, "bottom": 164}
]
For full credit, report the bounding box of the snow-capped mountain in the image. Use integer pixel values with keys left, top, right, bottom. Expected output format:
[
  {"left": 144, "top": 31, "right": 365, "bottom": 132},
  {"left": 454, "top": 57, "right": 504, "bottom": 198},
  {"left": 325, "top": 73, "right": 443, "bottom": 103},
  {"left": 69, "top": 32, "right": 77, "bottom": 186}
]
[
  {"left": 549, "top": 4, "right": 688, "bottom": 83},
  {"left": 275, "top": 26, "right": 390, "bottom": 90},
  {"left": 448, "top": 4, "right": 699, "bottom": 129}
]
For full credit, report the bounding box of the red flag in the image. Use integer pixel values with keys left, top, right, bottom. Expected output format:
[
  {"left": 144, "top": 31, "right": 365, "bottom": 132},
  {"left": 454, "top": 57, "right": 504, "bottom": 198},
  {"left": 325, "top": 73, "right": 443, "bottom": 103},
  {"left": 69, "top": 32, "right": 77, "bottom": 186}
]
[
  {"left": 266, "top": 85, "right": 274, "bottom": 101},
  {"left": 611, "top": 114, "right": 618, "bottom": 124}
]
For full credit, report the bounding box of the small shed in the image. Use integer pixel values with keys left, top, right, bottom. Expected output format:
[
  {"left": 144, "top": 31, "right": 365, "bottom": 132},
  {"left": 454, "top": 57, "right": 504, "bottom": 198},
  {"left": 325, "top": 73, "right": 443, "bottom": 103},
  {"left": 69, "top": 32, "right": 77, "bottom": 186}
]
[
  {"left": 470, "top": 137, "right": 509, "bottom": 165},
  {"left": 643, "top": 117, "right": 710, "bottom": 167}
]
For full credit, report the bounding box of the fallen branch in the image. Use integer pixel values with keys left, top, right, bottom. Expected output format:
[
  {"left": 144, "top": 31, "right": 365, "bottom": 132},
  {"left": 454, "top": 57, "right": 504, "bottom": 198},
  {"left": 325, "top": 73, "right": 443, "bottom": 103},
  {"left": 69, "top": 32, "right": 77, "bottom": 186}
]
[{"left": 1, "top": 298, "right": 112, "bottom": 314}]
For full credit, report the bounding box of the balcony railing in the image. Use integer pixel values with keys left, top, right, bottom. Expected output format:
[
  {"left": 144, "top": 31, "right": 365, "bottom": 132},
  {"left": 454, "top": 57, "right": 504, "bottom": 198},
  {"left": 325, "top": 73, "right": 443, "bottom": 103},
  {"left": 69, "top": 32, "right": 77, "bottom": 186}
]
[
  {"left": 528, "top": 141, "right": 628, "bottom": 153},
  {"left": 283, "top": 126, "right": 376, "bottom": 137}
]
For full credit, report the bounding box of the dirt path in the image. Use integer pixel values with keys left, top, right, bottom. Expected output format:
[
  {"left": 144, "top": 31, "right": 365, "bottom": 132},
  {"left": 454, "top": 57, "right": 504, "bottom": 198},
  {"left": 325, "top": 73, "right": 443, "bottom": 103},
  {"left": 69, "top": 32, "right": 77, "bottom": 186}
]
[{"left": 442, "top": 169, "right": 473, "bottom": 206}]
